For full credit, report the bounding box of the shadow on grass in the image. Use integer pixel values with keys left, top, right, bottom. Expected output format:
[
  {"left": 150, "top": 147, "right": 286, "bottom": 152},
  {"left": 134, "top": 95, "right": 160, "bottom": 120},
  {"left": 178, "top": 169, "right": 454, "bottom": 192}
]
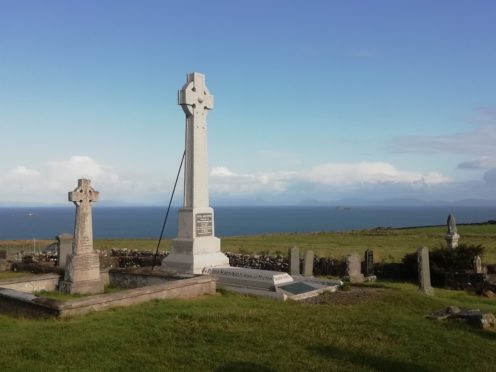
[
  {"left": 215, "top": 362, "right": 276, "bottom": 372},
  {"left": 308, "top": 344, "right": 432, "bottom": 372}
]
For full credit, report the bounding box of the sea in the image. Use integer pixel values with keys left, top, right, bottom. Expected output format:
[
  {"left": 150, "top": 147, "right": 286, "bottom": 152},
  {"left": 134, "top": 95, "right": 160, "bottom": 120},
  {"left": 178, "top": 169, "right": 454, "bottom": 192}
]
[{"left": 0, "top": 206, "right": 495, "bottom": 240}]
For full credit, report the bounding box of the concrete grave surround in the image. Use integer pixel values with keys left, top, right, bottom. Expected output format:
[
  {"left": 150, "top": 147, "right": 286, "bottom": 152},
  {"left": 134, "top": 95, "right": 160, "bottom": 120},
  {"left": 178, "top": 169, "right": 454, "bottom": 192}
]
[
  {"left": 289, "top": 246, "right": 300, "bottom": 276},
  {"left": 56, "top": 233, "right": 73, "bottom": 268},
  {"left": 418, "top": 247, "right": 434, "bottom": 295},
  {"left": 346, "top": 253, "right": 365, "bottom": 283},
  {"left": 203, "top": 266, "right": 341, "bottom": 301},
  {"left": 59, "top": 179, "right": 104, "bottom": 294},
  {"left": 162, "top": 73, "right": 229, "bottom": 274}
]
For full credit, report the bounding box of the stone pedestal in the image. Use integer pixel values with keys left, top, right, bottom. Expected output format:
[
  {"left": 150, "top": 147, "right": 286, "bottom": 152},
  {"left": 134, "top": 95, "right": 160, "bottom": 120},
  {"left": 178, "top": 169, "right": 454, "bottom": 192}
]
[
  {"left": 59, "top": 253, "right": 104, "bottom": 294},
  {"left": 161, "top": 73, "right": 228, "bottom": 274},
  {"left": 445, "top": 233, "right": 460, "bottom": 249}
]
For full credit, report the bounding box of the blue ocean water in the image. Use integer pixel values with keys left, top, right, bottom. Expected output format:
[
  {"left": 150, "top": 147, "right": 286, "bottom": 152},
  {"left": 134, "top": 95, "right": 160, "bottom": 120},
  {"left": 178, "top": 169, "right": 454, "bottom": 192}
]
[{"left": 0, "top": 206, "right": 495, "bottom": 240}]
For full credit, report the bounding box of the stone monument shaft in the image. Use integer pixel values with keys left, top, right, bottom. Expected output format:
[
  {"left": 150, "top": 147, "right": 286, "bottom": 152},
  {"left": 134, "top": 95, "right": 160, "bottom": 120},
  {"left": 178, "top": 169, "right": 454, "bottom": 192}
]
[
  {"left": 179, "top": 72, "right": 213, "bottom": 209},
  {"left": 69, "top": 179, "right": 99, "bottom": 254}
]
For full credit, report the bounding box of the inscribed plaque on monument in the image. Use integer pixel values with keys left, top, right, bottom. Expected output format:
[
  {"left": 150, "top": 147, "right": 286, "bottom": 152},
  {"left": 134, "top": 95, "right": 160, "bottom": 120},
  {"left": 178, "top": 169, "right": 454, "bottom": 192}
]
[{"left": 196, "top": 213, "right": 213, "bottom": 237}]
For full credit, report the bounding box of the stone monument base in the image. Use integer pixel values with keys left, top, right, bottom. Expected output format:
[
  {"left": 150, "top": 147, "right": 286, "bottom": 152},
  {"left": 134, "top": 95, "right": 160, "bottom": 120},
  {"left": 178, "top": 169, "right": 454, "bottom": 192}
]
[
  {"left": 161, "top": 237, "right": 229, "bottom": 274},
  {"left": 60, "top": 253, "right": 104, "bottom": 294},
  {"left": 59, "top": 279, "right": 104, "bottom": 295},
  {"left": 445, "top": 233, "right": 460, "bottom": 249}
]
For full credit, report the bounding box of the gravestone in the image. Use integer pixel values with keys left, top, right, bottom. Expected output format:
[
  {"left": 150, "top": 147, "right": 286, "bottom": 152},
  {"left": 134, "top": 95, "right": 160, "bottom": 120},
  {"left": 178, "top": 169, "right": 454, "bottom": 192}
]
[
  {"left": 303, "top": 250, "right": 314, "bottom": 277},
  {"left": 59, "top": 179, "right": 104, "bottom": 294},
  {"left": 161, "top": 73, "right": 229, "bottom": 274},
  {"left": 0, "top": 250, "right": 9, "bottom": 271},
  {"left": 474, "top": 255, "right": 482, "bottom": 274},
  {"left": 289, "top": 246, "right": 300, "bottom": 276},
  {"left": 445, "top": 213, "right": 460, "bottom": 249},
  {"left": 364, "top": 249, "right": 374, "bottom": 276},
  {"left": 418, "top": 247, "right": 434, "bottom": 295},
  {"left": 56, "top": 233, "right": 73, "bottom": 267},
  {"left": 346, "top": 253, "right": 364, "bottom": 283}
]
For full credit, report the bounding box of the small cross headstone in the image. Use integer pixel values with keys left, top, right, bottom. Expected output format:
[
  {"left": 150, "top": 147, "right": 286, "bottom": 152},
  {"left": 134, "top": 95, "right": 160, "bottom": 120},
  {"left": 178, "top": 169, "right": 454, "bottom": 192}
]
[
  {"left": 473, "top": 255, "right": 482, "bottom": 274},
  {"left": 364, "top": 249, "right": 374, "bottom": 276},
  {"left": 418, "top": 247, "right": 434, "bottom": 295},
  {"left": 303, "top": 250, "right": 314, "bottom": 277},
  {"left": 445, "top": 213, "right": 460, "bottom": 249},
  {"left": 59, "top": 179, "right": 104, "bottom": 294},
  {"left": 346, "top": 253, "right": 364, "bottom": 283},
  {"left": 289, "top": 246, "right": 300, "bottom": 276}
]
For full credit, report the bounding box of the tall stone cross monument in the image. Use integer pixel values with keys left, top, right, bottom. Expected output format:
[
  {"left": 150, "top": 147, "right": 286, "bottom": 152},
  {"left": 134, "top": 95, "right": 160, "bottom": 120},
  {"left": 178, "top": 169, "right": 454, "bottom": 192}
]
[
  {"left": 162, "top": 73, "right": 229, "bottom": 274},
  {"left": 59, "top": 179, "right": 104, "bottom": 294}
]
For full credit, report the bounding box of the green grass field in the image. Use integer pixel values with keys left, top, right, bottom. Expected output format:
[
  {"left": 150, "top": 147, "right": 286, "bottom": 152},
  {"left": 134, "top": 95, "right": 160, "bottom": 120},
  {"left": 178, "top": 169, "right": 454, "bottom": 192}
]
[
  {"left": 0, "top": 282, "right": 495, "bottom": 371},
  {"left": 2, "top": 224, "right": 496, "bottom": 262}
]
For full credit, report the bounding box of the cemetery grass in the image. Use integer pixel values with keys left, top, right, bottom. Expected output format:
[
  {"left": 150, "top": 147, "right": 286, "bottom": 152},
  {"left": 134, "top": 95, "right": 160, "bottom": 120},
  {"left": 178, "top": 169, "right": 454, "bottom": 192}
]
[
  {"left": 91, "top": 223, "right": 496, "bottom": 262},
  {"left": 0, "top": 282, "right": 495, "bottom": 371}
]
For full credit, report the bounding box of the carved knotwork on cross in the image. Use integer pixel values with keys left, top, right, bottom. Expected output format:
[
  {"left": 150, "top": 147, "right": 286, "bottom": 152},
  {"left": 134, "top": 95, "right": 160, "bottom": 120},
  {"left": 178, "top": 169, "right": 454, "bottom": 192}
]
[
  {"left": 178, "top": 72, "right": 214, "bottom": 119},
  {"left": 68, "top": 179, "right": 99, "bottom": 207}
]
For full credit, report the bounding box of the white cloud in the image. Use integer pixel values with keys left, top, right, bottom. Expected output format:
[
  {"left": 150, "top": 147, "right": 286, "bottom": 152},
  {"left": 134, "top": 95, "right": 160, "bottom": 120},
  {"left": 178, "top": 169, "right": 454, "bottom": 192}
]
[
  {"left": 305, "top": 162, "right": 450, "bottom": 185},
  {"left": 0, "top": 156, "right": 163, "bottom": 204},
  {"left": 458, "top": 156, "right": 496, "bottom": 170},
  {"left": 210, "top": 162, "right": 451, "bottom": 199}
]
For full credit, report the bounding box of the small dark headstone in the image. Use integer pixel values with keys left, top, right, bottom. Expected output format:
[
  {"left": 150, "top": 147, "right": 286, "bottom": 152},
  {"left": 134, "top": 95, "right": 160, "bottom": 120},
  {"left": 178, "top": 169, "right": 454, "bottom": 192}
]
[
  {"left": 289, "top": 247, "right": 300, "bottom": 276},
  {"left": 0, "top": 250, "right": 7, "bottom": 260},
  {"left": 418, "top": 247, "right": 433, "bottom": 295},
  {"left": 364, "top": 249, "right": 374, "bottom": 276}
]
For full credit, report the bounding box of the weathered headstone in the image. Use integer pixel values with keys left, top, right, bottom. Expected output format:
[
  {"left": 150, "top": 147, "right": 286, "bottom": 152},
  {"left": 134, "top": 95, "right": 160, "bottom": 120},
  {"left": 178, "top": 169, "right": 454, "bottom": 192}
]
[
  {"left": 364, "top": 249, "right": 374, "bottom": 276},
  {"left": 445, "top": 213, "right": 460, "bottom": 249},
  {"left": 346, "top": 253, "right": 364, "bottom": 283},
  {"left": 289, "top": 246, "right": 300, "bottom": 276},
  {"left": 303, "top": 250, "right": 314, "bottom": 277},
  {"left": 0, "top": 250, "right": 9, "bottom": 271},
  {"left": 473, "top": 255, "right": 482, "bottom": 274},
  {"left": 56, "top": 233, "right": 73, "bottom": 267},
  {"left": 59, "top": 179, "right": 104, "bottom": 294},
  {"left": 418, "top": 247, "right": 434, "bottom": 295},
  {"left": 161, "top": 73, "right": 229, "bottom": 274}
]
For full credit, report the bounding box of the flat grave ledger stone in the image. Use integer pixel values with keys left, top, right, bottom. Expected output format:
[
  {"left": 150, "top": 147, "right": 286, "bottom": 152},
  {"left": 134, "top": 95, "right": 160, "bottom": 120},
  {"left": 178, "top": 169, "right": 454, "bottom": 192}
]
[
  {"left": 59, "top": 179, "right": 104, "bottom": 295},
  {"left": 303, "top": 250, "right": 314, "bottom": 277},
  {"left": 418, "top": 247, "right": 434, "bottom": 295},
  {"left": 346, "top": 253, "right": 364, "bottom": 283},
  {"left": 289, "top": 246, "right": 300, "bottom": 276},
  {"left": 161, "top": 73, "right": 229, "bottom": 274}
]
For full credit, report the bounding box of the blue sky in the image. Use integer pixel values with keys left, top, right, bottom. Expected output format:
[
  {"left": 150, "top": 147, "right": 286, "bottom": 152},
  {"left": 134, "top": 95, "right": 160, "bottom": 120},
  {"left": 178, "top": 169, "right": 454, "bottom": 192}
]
[{"left": 1, "top": 0, "right": 495, "bottom": 205}]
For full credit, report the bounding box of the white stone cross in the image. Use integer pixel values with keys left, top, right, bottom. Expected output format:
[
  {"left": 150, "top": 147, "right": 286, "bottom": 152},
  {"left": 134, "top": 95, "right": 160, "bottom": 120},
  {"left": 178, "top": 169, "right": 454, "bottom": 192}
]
[
  {"left": 178, "top": 72, "right": 214, "bottom": 119},
  {"left": 68, "top": 179, "right": 99, "bottom": 254},
  {"left": 178, "top": 73, "right": 214, "bottom": 208}
]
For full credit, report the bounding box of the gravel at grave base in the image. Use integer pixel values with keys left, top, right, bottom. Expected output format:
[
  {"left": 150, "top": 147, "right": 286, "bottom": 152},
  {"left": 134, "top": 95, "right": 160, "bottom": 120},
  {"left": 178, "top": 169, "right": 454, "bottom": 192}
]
[{"left": 300, "top": 286, "right": 389, "bottom": 306}]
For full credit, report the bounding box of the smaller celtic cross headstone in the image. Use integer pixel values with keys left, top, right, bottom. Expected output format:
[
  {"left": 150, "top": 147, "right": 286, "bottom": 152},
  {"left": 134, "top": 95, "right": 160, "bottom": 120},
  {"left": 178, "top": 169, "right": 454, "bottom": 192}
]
[{"left": 59, "top": 179, "right": 103, "bottom": 294}]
